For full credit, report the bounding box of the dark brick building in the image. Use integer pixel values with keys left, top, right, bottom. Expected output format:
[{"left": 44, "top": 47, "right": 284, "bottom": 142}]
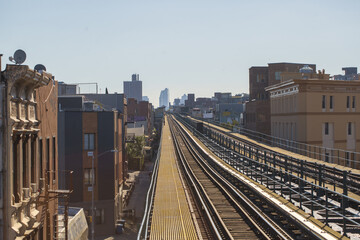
[
  {"left": 127, "top": 98, "right": 153, "bottom": 136},
  {"left": 246, "top": 62, "right": 316, "bottom": 135},
  {"left": 58, "top": 97, "right": 125, "bottom": 237}
]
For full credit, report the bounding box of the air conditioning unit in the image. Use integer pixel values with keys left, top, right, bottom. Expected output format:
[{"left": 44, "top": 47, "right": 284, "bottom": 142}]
[
  {"left": 23, "top": 188, "right": 30, "bottom": 199},
  {"left": 31, "top": 183, "right": 38, "bottom": 193}
]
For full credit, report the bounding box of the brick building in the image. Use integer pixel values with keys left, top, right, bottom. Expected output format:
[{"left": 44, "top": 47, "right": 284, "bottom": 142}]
[
  {"left": 127, "top": 98, "right": 153, "bottom": 136},
  {"left": 58, "top": 97, "right": 125, "bottom": 237},
  {"left": 245, "top": 62, "right": 316, "bottom": 135}
]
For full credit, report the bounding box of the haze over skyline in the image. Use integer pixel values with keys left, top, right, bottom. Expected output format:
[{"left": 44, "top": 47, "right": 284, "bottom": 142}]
[{"left": 1, "top": 0, "right": 360, "bottom": 107}]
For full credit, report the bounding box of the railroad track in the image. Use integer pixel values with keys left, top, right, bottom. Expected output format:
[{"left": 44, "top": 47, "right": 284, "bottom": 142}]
[
  {"left": 169, "top": 115, "right": 303, "bottom": 240},
  {"left": 176, "top": 114, "right": 360, "bottom": 238},
  {"left": 189, "top": 116, "right": 360, "bottom": 196}
]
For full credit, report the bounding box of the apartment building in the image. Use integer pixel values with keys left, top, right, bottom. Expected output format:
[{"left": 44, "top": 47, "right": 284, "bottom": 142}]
[
  {"left": 246, "top": 62, "right": 316, "bottom": 135},
  {"left": 0, "top": 64, "right": 60, "bottom": 239},
  {"left": 58, "top": 97, "right": 125, "bottom": 237},
  {"left": 266, "top": 72, "right": 360, "bottom": 168}
]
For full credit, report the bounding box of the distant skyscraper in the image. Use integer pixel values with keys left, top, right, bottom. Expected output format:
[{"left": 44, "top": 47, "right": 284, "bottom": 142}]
[
  {"left": 159, "top": 88, "right": 170, "bottom": 110},
  {"left": 142, "top": 96, "right": 149, "bottom": 102},
  {"left": 124, "top": 74, "right": 142, "bottom": 102},
  {"left": 180, "top": 94, "right": 187, "bottom": 105},
  {"left": 185, "top": 93, "right": 195, "bottom": 107}
]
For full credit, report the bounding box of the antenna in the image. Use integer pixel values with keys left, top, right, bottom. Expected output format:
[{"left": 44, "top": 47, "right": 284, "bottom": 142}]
[
  {"left": 34, "top": 64, "right": 46, "bottom": 73},
  {"left": 9, "top": 49, "right": 26, "bottom": 65}
]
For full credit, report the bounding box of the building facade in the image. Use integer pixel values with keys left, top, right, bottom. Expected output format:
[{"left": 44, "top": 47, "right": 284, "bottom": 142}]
[
  {"left": 0, "top": 64, "right": 60, "bottom": 239},
  {"left": 245, "top": 62, "right": 316, "bottom": 135},
  {"left": 185, "top": 93, "right": 195, "bottom": 108},
  {"left": 266, "top": 76, "right": 360, "bottom": 168},
  {"left": 123, "top": 74, "right": 142, "bottom": 102},
  {"left": 127, "top": 98, "right": 153, "bottom": 136},
  {"left": 58, "top": 105, "right": 124, "bottom": 237}
]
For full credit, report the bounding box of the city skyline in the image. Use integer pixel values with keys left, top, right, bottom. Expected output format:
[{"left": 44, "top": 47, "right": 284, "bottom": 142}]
[{"left": 1, "top": 0, "right": 360, "bottom": 107}]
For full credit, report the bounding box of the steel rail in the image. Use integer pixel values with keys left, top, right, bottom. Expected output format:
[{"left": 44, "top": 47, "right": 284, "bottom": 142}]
[
  {"left": 171, "top": 115, "right": 294, "bottom": 240},
  {"left": 178, "top": 115, "right": 359, "bottom": 238},
  {"left": 187, "top": 115, "right": 360, "bottom": 196},
  {"left": 169, "top": 117, "right": 226, "bottom": 240}
]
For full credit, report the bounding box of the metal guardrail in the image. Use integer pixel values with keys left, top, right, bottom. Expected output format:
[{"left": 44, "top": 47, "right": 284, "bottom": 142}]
[
  {"left": 137, "top": 128, "right": 163, "bottom": 240},
  {"left": 197, "top": 117, "right": 360, "bottom": 168},
  {"left": 189, "top": 116, "right": 360, "bottom": 196}
]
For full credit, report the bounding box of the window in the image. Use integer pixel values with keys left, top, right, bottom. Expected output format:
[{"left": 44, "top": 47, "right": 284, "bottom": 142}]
[
  {"left": 84, "top": 133, "right": 95, "bottom": 150},
  {"left": 325, "top": 122, "right": 329, "bottom": 135},
  {"left": 352, "top": 96, "right": 356, "bottom": 109},
  {"left": 31, "top": 139, "right": 36, "bottom": 183},
  {"left": 95, "top": 209, "right": 105, "bottom": 224},
  {"left": 322, "top": 95, "right": 326, "bottom": 109},
  {"left": 53, "top": 137, "right": 56, "bottom": 180},
  {"left": 84, "top": 168, "right": 95, "bottom": 185},
  {"left": 46, "top": 138, "right": 50, "bottom": 171},
  {"left": 13, "top": 139, "right": 19, "bottom": 202},
  {"left": 257, "top": 74, "right": 265, "bottom": 83},
  {"left": 348, "top": 122, "right": 352, "bottom": 135},
  {"left": 46, "top": 138, "right": 50, "bottom": 184},
  {"left": 329, "top": 96, "right": 333, "bottom": 109},
  {"left": 39, "top": 139, "right": 43, "bottom": 177},
  {"left": 347, "top": 96, "right": 350, "bottom": 108},
  {"left": 275, "top": 71, "right": 281, "bottom": 81},
  {"left": 22, "top": 139, "right": 28, "bottom": 187}
]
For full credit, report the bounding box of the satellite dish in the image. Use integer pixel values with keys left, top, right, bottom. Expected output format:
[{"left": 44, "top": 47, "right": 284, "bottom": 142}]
[
  {"left": 34, "top": 64, "right": 46, "bottom": 73},
  {"left": 11, "top": 49, "right": 26, "bottom": 65}
]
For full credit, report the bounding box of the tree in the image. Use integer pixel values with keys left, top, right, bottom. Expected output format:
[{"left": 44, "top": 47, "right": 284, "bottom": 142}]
[{"left": 126, "top": 136, "right": 145, "bottom": 159}]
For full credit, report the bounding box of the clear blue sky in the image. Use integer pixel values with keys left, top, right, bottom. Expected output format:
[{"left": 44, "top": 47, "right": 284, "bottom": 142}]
[{"left": 1, "top": 0, "right": 359, "bottom": 107}]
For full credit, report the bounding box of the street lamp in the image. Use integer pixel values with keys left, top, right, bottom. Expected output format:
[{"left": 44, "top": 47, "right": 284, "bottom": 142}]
[{"left": 88, "top": 149, "right": 119, "bottom": 240}]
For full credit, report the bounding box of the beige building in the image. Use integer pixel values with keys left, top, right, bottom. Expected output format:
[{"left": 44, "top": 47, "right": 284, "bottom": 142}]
[
  {"left": 266, "top": 72, "right": 360, "bottom": 169},
  {"left": 0, "top": 63, "right": 83, "bottom": 239}
]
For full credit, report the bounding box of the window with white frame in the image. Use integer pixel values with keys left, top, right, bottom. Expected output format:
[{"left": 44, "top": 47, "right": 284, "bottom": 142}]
[
  {"left": 275, "top": 72, "right": 281, "bottom": 81},
  {"left": 84, "top": 133, "right": 95, "bottom": 150}
]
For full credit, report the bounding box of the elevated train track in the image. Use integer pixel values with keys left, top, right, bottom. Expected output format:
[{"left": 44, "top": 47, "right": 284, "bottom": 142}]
[
  {"left": 177, "top": 114, "right": 360, "bottom": 239},
  {"left": 189, "top": 116, "right": 360, "bottom": 197},
  {"left": 168, "top": 115, "right": 344, "bottom": 239},
  {"left": 170, "top": 116, "right": 291, "bottom": 239}
]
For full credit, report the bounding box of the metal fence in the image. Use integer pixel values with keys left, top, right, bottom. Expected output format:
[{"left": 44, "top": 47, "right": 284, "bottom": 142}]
[{"left": 200, "top": 118, "right": 360, "bottom": 169}]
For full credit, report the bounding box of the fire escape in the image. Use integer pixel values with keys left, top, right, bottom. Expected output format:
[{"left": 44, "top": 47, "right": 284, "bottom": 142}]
[{"left": 36, "top": 170, "right": 73, "bottom": 240}]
